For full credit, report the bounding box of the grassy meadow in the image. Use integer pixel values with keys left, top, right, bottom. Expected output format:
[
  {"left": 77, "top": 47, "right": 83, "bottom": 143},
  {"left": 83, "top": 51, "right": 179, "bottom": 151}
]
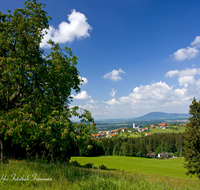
[
  {"left": 71, "top": 156, "right": 188, "bottom": 178},
  {"left": 0, "top": 158, "right": 200, "bottom": 190}
]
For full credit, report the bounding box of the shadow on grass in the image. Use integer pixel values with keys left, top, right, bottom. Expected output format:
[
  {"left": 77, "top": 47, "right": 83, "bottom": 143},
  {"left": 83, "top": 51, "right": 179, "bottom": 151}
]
[{"left": 70, "top": 160, "right": 117, "bottom": 171}]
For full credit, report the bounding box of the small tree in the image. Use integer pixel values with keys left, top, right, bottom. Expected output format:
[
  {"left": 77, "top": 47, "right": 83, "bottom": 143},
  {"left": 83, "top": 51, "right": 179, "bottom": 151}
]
[{"left": 183, "top": 98, "right": 200, "bottom": 178}]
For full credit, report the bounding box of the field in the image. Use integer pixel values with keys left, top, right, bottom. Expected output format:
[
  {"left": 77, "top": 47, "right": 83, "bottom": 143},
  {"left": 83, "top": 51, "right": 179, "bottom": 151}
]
[
  {"left": 71, "top": 156, "right": 188, "bottom": 178},
  {"left": 1, "top": 158, "right": 200, "bottom": 190}
]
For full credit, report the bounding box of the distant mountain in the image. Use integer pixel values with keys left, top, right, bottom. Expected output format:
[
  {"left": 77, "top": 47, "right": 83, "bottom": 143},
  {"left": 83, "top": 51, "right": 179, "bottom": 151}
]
[{"left": 134, "top": 112, "right": 189, "bottom": 121}]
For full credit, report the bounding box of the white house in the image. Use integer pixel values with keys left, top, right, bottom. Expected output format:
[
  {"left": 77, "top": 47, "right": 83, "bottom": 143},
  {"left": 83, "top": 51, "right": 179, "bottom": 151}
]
[{"left": 158, "top": 152, "right": 169, "bottom": 158}]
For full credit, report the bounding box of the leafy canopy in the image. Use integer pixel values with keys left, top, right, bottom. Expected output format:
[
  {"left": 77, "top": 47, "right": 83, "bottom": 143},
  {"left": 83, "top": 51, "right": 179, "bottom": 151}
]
[{"left": 0, "top": 0, "right": 95, "bottom": 162}]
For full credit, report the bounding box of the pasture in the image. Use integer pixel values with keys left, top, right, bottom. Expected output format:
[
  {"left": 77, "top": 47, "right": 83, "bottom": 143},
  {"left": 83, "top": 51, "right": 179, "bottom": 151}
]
[{"left": 71, "top": 156, "right": 189, "bottom": 178}]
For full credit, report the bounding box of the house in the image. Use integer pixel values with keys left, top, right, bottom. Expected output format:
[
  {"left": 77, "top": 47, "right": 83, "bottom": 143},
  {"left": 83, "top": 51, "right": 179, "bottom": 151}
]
[
  {"left": 151, "top": 125, "right": 155, "bottom": 128},
  {"left": 159, "top": 123, "right": 167, "bottom": 126},
  {"left": 167, "top": 123, "right": 171, "bottom": 126},
  {"left": 134, "top": 125, "right": 144, "bottom": 132},
  {"left": 112, "top": 129, "right": 120, "bottom": 134},
  {"left": 106, "top": 131, "right": 112, "bottom": 135},
  {"left": 108, "top": 134, "right": 116, "bottom": 138},
  {"left": 100, "top": 134, "right": 105, "bottom": 138},
  {"left": 143, "top": 128, "right": 149, "bottom": 131},
  {"left": 160, "top": 126, "right": 167, "bottom": 129},
  {"left": 121, "top": 127, "right": 128, "bottom": 132},
  {"left": 145, "top": 133, "right": 151, "bottom": 136},
  {"left": 92, "top": 134, "right": 101, "bottom": 138},
  {"left": 179, "top": 124, "right": 186, "bottom": 126},
  {"left": 158, "top": 152, "right": 169, "bottom": 158},
  {"left": 146, "top": 153, "right": 156, "bottom": 158},
  {"left": 137, "top": 128, "right": 144, "bottom": 133}
]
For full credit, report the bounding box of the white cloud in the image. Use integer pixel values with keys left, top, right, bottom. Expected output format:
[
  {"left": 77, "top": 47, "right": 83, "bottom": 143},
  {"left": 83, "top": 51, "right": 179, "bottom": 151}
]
[
  {"left": 171, "top": 36, "right": 200, "bottom": 61},
  {"left": 128, "top": 81, "right": 173, "bottom": 101},
  {"left": 178, "top": 76, "right": 195, "bottom": 86},
  {"left": 110, "top": 88, "right": 117, "bottom": 97},
  {"left": 104, "top": 81, "right": 174, "bottom": 108},
  {"left": 71, "top": 91, "right": 91, "bottom": 99},
  {"left": 179, "top": 68, "right": 200, "bottom": 77},
  {"left": 196, "top": 78, "right": 200, "bottom": 86},
  {"left": 103, "top": 69, "right": 125, "bottom": 81},
  {"left": 40, "top": 9, "right": 92, "bottom": 48},
  {"left": 165, "top": 70, "right": 179, "bottom": 78},
  {"left": 86, "top": 99, "right": 98, "bottom": 104},
  {"left": 79, "top": 76, "right": 88, "bottom": 85},
  {"left": 191, "top": 36, "right": 200, "bottom": 47},
  {"left": 103, "top": 98, "right": 120, "bottom": 105},
  {"left": 165, "top": 67, "right": 200, "bottom": 102},
  {"left": 174, "top": 88, "right": 187, "bottom": 97},
  {"left": 172, "top": 47, "right": 199, "bottom": 61},
  {"left": 80, "top": 104, "right": 98, "bottom": 109},
  {"left": 165, "top": 68, "right": 200, "bottom": 78}
]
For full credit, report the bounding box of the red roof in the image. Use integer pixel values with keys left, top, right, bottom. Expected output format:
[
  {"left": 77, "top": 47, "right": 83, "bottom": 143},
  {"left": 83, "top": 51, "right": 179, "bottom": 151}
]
[
  {"left": 92, "top": 134, "right": 100, "bottom": 137},
  {"left": 159, "top": 123, "right": 167, "bottom": 126}
]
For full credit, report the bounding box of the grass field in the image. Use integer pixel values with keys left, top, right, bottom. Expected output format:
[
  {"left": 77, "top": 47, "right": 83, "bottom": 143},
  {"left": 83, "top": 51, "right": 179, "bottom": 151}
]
[
  {"left": 71, "top": 156, "right": 190, "bottom": 179},
  {"left": 1, "top": 159, "right": 200, "bottom": 190}
]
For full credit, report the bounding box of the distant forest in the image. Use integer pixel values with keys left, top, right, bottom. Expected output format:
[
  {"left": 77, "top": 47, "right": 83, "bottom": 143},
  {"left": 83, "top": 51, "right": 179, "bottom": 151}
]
[{"left": 75, "top": 132, "right": 184, "bottom": 158}]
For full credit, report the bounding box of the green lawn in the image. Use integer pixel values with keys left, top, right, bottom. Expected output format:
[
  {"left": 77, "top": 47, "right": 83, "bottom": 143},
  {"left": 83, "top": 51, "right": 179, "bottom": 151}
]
[{"left": 71, "top": 156, "right": 190, "bottom": 179}]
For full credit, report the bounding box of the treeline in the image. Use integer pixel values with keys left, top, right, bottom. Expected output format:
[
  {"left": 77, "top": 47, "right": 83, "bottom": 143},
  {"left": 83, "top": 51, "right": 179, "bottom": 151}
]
[
  {"left": 3, "top": 132, "right": 184, "bottom": 160},
  {"left": 77, "top": 132, "right": 184, "bottom": 157}
]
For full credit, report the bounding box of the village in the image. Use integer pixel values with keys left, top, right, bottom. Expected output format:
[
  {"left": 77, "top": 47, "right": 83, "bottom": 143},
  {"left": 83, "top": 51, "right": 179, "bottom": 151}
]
[
  {"left": 92, "top": 122, "right": 186, "bottom": 159},
  {"left": 92, "top": 122, "right": 186, "bottom": 138}
]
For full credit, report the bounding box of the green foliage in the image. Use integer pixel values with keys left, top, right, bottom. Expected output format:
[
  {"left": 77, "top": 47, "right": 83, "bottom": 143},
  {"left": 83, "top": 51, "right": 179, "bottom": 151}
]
[
  {"left": 183, "top": 98, "right": 200, "bottom": 178},
  {"left": 0, "top": 0, "right": 95, "bottom": 162}
]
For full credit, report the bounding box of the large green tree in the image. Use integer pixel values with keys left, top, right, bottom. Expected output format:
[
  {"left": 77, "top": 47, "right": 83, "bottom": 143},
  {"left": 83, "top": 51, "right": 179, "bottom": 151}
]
[
  {"left": 183, "top": 98, "right": 200, "bottom": 178},
  {"left": 0, "top": 0, "right": 95, "bottom": 163}
]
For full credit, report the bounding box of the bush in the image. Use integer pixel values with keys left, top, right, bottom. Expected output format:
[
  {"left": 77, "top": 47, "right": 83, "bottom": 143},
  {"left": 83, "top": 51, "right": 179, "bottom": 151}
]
[{"left": 98, "top": 164, "right": 108, "bottom": 170}]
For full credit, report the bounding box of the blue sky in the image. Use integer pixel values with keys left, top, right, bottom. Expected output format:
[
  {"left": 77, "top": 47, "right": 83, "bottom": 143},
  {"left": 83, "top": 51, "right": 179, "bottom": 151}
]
[{"left": 2, "top": 0, "right": 200, "bottom": 119}]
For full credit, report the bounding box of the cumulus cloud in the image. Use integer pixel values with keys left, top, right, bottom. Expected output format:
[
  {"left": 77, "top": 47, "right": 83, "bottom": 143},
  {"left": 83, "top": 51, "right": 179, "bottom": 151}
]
[
  {"left": 165, "top": 67, "right": 200, "bottom": 103},
  {"left": 178, "top": 76, "right": 195, "bottom": 86},
  {"left": 103, "top": 98, "right": 120, "bottom": 105},
  {"left": 191, "top": 36, "right": 200, "bottom": 47},
  {"left": 86, "top": 99, "right": 98, "bottom": 104},
  {"left": 125, "top": 81, "right": 173, "bottom": 102},
  {"left": 174, "top": 88, "right": 187, "bottom": 97},
  {"left": 103, "top": 69, "right": 125, "bottom": 81},
  {"left": 165, "top": 68, "right": 200, "bottom": 78},
  {"left": 80, "top": 104, "right": 98, "bottom": 109},
  {"left": 171, "top": 36, "right": 200, "bottom": 61},
  {"left": 40, "top": 9, "right": 92, "bottom": 48},
  {"left": 110, "top": 88, "right": 117, "bottom": 97},
  {"left": 172, "top": 47, "right": 199, "bottom": 61},
  {"left": 79, "top": 76, "right": 88, "bottom": 85},
  {"left": 165, "top": 70, "right": 179, "bottom": 78},
  {"left": 179, "top": 68, "right": 200, "bottom": 77},
  {"left": 71, "top": 91, "right": 91, "bottom": 99}
]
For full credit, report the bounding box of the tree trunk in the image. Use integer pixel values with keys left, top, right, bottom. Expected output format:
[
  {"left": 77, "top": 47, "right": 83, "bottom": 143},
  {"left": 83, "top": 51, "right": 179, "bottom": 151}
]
[
  {"left": 0, "top": 133, "right": 3, "bottom": 163},
  {"left": 0, "top": 141, "right": 3, "bottom": 164}
]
